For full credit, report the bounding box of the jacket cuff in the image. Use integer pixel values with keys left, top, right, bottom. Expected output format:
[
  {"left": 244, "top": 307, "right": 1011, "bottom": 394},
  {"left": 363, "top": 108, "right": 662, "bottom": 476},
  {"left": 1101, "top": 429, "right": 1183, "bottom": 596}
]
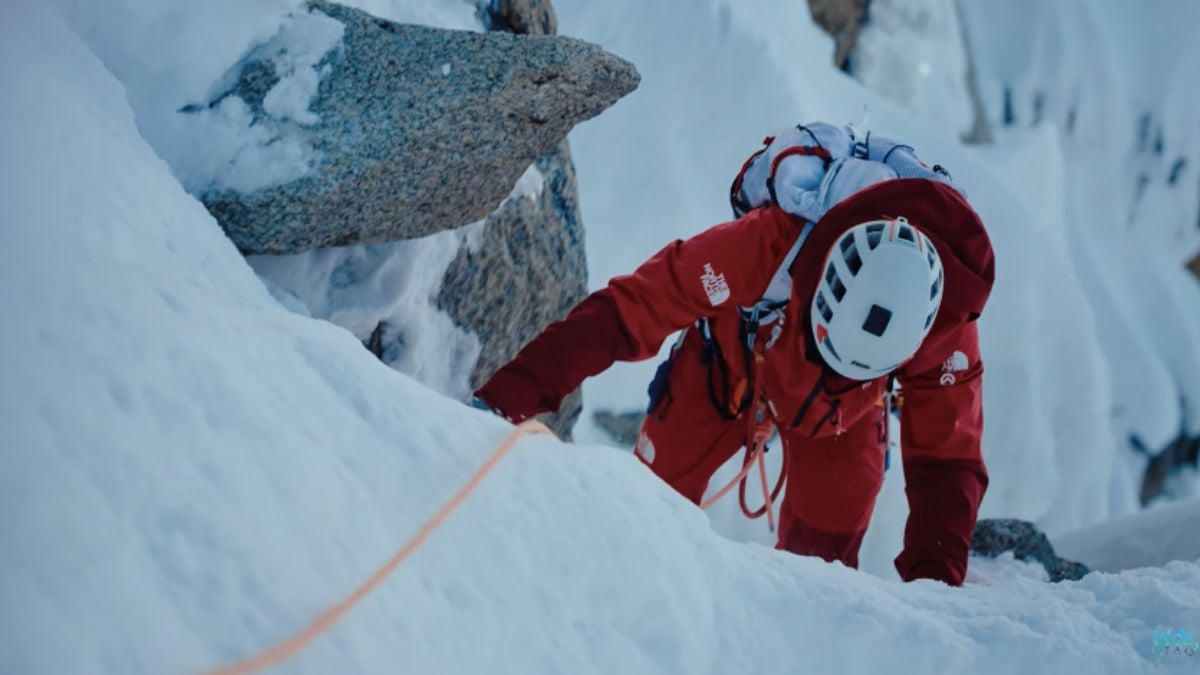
[
  {"left": 894, "top": 456, "right": 988, "bottom": 587},
  {"left": 895, "top": 552, "right": 966, "bottom": 586},
  {"left": 474, "top": 367, "right": 546, "bottom": 423}
]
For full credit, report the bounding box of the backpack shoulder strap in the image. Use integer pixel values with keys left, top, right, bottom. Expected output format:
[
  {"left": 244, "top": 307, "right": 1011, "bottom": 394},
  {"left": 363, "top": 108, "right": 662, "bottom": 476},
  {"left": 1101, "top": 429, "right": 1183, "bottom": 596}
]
[
  {"left": 738, "top": 218, "right": 816, "bottom": 333},
  {"left": 729, "top": 136, "right": 775, "bottom": 217}
]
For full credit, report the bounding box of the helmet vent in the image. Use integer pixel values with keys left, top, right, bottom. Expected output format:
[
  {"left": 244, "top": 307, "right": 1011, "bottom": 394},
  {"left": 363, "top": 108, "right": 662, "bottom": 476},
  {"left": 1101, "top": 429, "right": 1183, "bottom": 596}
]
[
  {"left": 831, "top": 275, "right": 846, "bottom": 302},
  {"left": 815, "top": 292, "right": 833, "bottom": 322},
  {"left": 865, "top": 222, "right": 885, "bottom": 250},
  {"left": 898, "top": 225, "right": 915, "bottom": 243},
  {"left": 840, "top": 236, "right": 863, "bottom": 276},
  {"left": 930, "top": 270, "right": 942, "bottom": 300},
  {"left": 925, "top": 309, "right": 936, "bottom": 329},
  {"left": 824, "top": 265, "right": 847, "bottom": 302}
]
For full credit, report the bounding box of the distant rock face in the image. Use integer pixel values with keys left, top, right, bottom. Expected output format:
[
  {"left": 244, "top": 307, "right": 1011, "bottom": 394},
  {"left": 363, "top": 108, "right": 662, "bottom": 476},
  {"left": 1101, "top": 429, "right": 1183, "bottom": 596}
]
[
  {"left": 806, "top": 0, "right": 869, "bottom": 70},
  {"left": 1134, "top": 433, "right": 1200, "bottom": 505},
  {"left": 592, "top": 409, "right": 645, "bottom": 447},
  {"left": 486, "top": 0, "right": 557, "bottom": 36},
  {"left": 971, "top": 519, "right": 1091, "bottom": 582},
  {"left": 203, "top": 0, "right": 639, "bottom": 254}
]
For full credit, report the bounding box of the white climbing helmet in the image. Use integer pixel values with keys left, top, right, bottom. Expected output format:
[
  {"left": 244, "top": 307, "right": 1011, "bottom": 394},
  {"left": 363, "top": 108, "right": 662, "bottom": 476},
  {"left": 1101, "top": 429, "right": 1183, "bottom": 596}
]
[{"left": 810, "top": 216, "right": 944, "bottom": 380}]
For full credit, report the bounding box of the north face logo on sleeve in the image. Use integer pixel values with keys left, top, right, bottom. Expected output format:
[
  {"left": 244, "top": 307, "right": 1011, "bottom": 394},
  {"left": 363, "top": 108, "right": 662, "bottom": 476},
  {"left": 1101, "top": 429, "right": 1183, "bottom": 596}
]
[
  {"left": 700, "top": 263, "right": 731, "bottom": 306},
  {"left": 940, "top": 350, "right": 970, "bottom": 386}
]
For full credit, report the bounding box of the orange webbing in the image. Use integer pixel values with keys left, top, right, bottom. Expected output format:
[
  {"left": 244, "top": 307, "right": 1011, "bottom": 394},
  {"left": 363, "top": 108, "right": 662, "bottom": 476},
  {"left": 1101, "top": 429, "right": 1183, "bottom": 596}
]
[{"left": 201, "top": 420, "right": 556, "bottom": 675}]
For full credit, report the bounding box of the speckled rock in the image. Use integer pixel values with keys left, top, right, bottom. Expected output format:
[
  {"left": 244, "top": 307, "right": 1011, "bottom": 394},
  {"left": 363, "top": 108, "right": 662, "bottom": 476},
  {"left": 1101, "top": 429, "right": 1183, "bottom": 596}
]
[
  {"left": 203, "top": 0, "right": 639, "bottom": 254},
  {"left": 437, "top": 142, "right": 586, "bottom": 438},
  {"left": 971, "top": 518, "right": 1091, "bottom": 582},
  {"left": 428, "top": 0, "right": 592, "bottom": 438}
]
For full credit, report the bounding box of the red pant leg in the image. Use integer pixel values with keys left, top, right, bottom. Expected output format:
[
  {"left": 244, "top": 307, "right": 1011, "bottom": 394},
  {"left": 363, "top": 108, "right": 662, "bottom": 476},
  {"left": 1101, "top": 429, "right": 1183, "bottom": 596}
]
[
  {"left": 776, "top": 408, "right": 886, "bottom": 568},
  {"left": 635, "top": 334, "right": 746, "bottom": 504}
]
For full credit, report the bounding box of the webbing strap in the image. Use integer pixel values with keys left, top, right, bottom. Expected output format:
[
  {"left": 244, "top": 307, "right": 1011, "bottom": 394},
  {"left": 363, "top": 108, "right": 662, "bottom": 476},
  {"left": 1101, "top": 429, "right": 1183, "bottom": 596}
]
[{"left": 739, "top": 219, "right": 816, "bottom": 328}]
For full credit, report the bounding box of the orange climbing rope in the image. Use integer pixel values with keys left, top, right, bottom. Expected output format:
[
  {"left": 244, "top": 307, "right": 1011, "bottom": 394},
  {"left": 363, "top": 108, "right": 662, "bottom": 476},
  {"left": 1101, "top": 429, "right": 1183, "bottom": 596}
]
[
  {"left": 698, "top": 348, "right": 785, "bottom": 531},
  {"left": 697, "top": 415, "right": 782, "bottom": 531},
  {"left": 201, "top": 420, "right": 556, "bottom": 675},
  {"left": 202, "top": 403, "right": 784, "bottom": 675}
]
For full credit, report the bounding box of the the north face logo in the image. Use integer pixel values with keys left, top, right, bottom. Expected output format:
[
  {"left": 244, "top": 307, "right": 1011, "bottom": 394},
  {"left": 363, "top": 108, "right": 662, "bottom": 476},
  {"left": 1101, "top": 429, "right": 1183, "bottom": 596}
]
[
  {"left": 940, "top": 350, "right": 969, "bottom": 386},
  {"left": 700, "top": 263, "right": 730, "bottom": 306}
]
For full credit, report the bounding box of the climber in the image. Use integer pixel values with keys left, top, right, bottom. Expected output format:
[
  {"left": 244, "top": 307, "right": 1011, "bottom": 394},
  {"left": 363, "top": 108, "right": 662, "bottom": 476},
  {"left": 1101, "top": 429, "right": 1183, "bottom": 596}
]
[{"left": 473, "top": 122, "right": 996, "bottom": 586}]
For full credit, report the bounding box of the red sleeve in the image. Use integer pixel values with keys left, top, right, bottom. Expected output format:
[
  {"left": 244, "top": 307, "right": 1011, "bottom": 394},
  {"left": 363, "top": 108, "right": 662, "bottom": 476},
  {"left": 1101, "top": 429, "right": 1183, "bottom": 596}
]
[
  {"left": 893, "top": 321, "right": 988, "bottom": 586},
  {"left": 605, "top": 208, "right": 789, "bottom": 359},
  {"left": 474, "top": 289, "right": 637, "bottom": 422},
  {"left": 476, "top": 208, "right": 793, "bottom": 421}
]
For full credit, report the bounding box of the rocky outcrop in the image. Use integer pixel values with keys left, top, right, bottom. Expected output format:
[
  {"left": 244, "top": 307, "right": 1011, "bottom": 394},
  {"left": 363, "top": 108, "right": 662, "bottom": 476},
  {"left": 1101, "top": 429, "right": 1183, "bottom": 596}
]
[
  {"left": 203, "top": 0, "right": 639, "bottom": 254},
  {"left": 970, "top": 519, "right": 1090, "bottom": 582},
  {"left": 593, "top": 410, "right": 645, "bottom": 447},
  {"left": 433, "top": 0, "right": 600, "bottom": 438},
  {"left": 438, "top": 142, "right": 587, "bottom": 437},
  {"left": 807, "top": 0, "right": 870, "bottom": 71}
]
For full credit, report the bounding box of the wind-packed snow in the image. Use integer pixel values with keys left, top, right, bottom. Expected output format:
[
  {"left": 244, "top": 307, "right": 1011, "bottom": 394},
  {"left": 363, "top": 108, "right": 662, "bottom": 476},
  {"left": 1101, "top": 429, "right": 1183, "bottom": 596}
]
[
  {"left": 175, "top": 9, "right": 345, "bottom": 194},
  {"left": 1053, "top": 497, "right": 1200, "bottom": 574},
  {"left": 4, "top": 1, "right": 1200, "bottom": 673},
  {"left": 248, "top": 227, "right": 484, "bottom": 400},
  {"left": 959, "top": 0, "right": 1200, "bottom": 448}
]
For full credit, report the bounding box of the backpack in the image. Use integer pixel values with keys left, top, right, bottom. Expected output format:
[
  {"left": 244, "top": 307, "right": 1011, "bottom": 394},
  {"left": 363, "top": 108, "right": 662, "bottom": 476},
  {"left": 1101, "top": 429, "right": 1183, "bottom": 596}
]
[{"left": 729, "top": 122, "right": 957, "bottom": 222}]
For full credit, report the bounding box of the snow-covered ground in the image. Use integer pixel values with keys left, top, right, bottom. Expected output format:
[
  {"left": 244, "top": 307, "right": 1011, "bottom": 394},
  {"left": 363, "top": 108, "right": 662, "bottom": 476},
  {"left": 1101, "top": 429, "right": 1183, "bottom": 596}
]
[
  {"left": 1053, "top": 496, "right": 1200, "bottom": 574},
  {"left": 3, "top": 1, "right": 1200, "bottom": 673}
]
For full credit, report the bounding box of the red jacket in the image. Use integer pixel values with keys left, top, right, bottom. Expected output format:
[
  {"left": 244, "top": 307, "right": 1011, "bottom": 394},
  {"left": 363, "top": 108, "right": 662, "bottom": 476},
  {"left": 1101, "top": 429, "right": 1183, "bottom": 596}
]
[{"left": 478, "top": 179, "right": 996, "bottom": 585}]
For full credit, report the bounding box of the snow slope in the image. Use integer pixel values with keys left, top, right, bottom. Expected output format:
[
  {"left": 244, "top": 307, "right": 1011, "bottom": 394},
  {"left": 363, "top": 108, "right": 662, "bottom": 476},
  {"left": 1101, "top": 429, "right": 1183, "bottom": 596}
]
[
  {"left": 959, "top": 0, "right": 1200, "bottom": 450},
  {"left": 5, "top": 2, "right": 1200, "bottom": 674},
  {"left": 1054, "top": 497, "right": 1200, "bottom": 574}
]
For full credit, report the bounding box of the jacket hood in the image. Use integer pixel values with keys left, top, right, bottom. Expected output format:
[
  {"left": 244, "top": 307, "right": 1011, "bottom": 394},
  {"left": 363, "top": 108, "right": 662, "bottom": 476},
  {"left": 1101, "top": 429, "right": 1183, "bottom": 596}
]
[{"left": 790, "top": 177, "right": 995, "bottom": 324}]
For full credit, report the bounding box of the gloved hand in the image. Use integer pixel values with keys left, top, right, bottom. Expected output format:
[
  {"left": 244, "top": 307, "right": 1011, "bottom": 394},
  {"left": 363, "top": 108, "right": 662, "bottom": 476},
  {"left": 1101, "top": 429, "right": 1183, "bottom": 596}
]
[{"left": 469, "top": 393, "right": 522, "bottom": 423}]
